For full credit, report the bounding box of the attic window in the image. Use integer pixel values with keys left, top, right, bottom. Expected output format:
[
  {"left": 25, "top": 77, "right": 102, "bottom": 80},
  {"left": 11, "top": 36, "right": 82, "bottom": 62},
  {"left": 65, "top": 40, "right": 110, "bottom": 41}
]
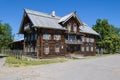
[
  {"left": 24, "top": 23, "right": 30, "bottom": 31},
  {"left": 67, "top": 23, "right": 71, "bottom": 32},
  {"left": 73, "top": 23, "right": 77, "bottom": 33}
]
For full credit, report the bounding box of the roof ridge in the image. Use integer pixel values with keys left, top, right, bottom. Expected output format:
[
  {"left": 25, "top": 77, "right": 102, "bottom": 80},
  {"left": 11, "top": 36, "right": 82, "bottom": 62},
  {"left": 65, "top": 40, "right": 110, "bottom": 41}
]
[{"left": 24, "top": 8, "right": 61, "bottom": 20}]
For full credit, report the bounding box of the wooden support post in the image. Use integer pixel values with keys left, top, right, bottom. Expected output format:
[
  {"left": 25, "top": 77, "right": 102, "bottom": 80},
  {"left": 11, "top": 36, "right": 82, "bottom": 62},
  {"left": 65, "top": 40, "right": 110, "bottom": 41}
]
[{"left": 37, "top": 34, "right": 43, "bottom": 59}]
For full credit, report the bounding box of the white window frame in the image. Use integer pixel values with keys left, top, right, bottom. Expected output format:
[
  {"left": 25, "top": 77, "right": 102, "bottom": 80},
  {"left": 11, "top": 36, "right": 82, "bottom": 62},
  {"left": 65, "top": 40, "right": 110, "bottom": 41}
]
[
  {"left": 55, "top": 47, "right": 60, "bottom": 53},
  {"left": 67, "top": 24, "right": 71, "bottom": 32},
  {"left": 82, "top": 37, "right": 85, "bottom": 42},
  {"left": 86, "top": 38, "right": 89, "bottom": 42},
  {"left": 81, "top": 47, "right": 84, "bottom": 52},
  {"left": 86, "top": 46, "right": 89, "bottom": 51},
  {"left": 90, "top": 38, "right": 94, "bottom": 43},
  {"left": 44, "top": 47, "right": 49, "bottom": 55},
  {"left": 54, "top": 35, "right": 61, "bottom": 40},
  {"left": 43, "top": 34, "right": 51, "bottom": 40},
  {"left": 91, "top": 47, "right": 94, "bottom": 52},
  {"left": 73, "top": 24, "right": 77, "bottom": 33}
]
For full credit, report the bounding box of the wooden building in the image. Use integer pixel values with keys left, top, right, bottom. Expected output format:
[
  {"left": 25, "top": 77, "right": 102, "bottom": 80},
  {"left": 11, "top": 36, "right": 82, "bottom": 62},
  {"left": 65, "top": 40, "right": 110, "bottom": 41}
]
[
  {"left": 19, "top": 9, "right": 99, "bottom": 58},
  {"left": 10, "top": 38, "right": 24, "bottom": 50}
]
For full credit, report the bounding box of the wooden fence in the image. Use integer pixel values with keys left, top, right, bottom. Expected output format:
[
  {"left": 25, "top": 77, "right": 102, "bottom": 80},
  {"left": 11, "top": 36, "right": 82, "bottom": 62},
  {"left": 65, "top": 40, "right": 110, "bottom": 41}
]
[{"left": 1, "top": 49, "right": 37, "bottom": 59}]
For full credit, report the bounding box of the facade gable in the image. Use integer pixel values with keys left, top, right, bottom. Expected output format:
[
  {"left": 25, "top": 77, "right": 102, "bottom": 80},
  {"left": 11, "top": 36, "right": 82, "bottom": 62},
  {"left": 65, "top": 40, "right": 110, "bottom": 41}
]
[
  {"left": 19, "top": 12, "right": 33, "bottom": 34},
  {"left": 64, "top": 16, "right": 82, "bottom": 33}
]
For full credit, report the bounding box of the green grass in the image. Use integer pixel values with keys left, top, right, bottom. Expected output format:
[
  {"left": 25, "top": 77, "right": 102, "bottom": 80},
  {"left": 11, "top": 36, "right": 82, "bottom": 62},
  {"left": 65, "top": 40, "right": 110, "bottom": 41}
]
[
  {"left": 5, "top": 56, "right": 69, "bottom": 67},
  {"left": 4, "top": 53, "right": 120, "bottom": 67}
]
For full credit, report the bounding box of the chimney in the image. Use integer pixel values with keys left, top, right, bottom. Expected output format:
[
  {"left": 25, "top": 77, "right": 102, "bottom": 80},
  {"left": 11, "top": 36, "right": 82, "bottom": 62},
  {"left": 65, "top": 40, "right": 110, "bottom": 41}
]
[{"left": 51, "top": 11, "right": 55, "bottom": 17}]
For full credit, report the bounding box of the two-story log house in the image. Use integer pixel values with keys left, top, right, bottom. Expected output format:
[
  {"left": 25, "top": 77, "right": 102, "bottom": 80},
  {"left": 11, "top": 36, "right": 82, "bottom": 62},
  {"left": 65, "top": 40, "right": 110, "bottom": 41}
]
[{"left": 19, "top": 9, "right": 99, "bottom": 58}]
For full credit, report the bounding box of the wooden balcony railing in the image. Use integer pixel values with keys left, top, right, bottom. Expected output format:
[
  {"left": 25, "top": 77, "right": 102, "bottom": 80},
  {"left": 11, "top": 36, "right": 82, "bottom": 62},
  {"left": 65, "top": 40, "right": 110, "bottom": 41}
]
[{"left": 65, "top": 40, "right": 82, "bottom": 44}]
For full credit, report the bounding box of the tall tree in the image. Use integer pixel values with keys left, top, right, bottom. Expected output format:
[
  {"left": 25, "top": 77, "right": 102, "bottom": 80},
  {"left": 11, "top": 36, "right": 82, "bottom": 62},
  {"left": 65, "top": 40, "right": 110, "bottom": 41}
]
[
  {"left": 92, "top": 19, "right": 120, "bottom": 54},
  {"left": 0, "top": 21, "right": 13, "bottom": 50}
]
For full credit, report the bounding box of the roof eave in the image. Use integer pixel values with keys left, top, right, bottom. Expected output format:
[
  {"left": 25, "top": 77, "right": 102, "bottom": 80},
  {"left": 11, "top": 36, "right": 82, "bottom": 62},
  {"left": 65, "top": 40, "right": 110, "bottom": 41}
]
[
  {"left": 80, "top": 31, "right": 100, "bottom": 36},
  {"left": 33, "top": 26, "right": 67, "bottom": 30}
]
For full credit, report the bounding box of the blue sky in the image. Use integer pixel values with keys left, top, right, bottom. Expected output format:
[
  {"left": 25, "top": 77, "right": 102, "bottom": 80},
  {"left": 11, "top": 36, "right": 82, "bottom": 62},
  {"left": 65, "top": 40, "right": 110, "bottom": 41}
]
[{"left": 0, "top": 0, "right": 120, "bottom": 40}]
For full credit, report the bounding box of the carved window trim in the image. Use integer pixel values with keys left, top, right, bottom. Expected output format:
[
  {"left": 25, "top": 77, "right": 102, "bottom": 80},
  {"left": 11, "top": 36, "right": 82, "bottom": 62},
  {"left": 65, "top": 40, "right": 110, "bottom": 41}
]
[
  {"left": 43, "top": 34, "right": 51, "bottom": 40},
  {"left": 67, "top": 23, "right": 71, "bottom": 32},
  {"left": 81, "top": 46, "right": 84, "bottom": 52},
  {"left": 55, "top": 47, "right": 60, "bottom": 53},
  {"left": 54, "top": 35, "right": 61, "bottom": 40},
  {"left": 73, "top": 23, "right": 77, "bottom": 33},
  {"left": 44, "top": 47, "right": 49, "bottom": 55}
]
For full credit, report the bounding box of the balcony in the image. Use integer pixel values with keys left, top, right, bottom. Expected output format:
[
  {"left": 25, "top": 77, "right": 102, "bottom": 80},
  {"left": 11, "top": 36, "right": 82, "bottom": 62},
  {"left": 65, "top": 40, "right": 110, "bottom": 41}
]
[{"left": 65, "top": 40, "right": 82, "bottom": 44}]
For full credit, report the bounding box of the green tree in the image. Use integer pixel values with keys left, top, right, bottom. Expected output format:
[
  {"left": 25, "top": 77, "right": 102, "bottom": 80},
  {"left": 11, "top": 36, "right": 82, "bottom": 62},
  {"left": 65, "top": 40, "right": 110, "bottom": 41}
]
[
  {"left": 0, "top": 21, "right": 13, "bottom": 50},
  {"left": 92, "top": 19, "right": 120, "bottom": 54}
]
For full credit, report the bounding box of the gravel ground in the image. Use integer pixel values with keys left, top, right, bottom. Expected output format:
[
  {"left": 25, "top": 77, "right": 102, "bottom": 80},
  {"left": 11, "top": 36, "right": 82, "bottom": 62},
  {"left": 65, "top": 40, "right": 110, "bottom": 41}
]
[{"left": 0, "top": 54, "right": 120, "bottom": 80}]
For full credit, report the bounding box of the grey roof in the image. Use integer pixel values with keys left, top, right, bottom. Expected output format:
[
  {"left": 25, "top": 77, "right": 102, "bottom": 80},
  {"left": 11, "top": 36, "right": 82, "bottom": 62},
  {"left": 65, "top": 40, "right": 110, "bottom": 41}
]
[
  {"left": 25, "top": 9, "right": 65, "bottom": 30},
  {"left": 59, "top": 12, "right": 82, "bottom": 25},
  {"left": 59, "top": 12, "right": 74, "bottom": 23},
  {"left": 79, "top": 23, "right": 99, "bottom": 35},
  {"left": 20, "top": 9, "right": 98, "bottom": 36},
  {"left": 11, "top": 38, "right": 24, "bottom": 43}
]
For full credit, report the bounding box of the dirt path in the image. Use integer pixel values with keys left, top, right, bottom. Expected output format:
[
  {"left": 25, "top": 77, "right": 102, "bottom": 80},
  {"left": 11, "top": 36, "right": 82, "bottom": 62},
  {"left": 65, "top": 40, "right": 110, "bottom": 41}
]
[
  {"left": 0, "top": 57, "right": 6, "bottom": 67},
  {"left": 0, "top": 54, "right": 120, "bottom": 80}
]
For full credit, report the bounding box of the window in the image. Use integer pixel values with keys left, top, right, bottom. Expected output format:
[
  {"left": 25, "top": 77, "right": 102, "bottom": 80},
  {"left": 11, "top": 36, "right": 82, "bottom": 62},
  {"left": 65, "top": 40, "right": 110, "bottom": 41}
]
[
  {"left": 54, "top": 35, "right": 61, "bottom": 40},
  {"left": 55, "top": 47, "right": 60, "bottom": 53},
  {"left": 69, "top": 35, "right": 76, "bottom": 40},
  {"left": 73, "top": 24, "right": 77, "bottom": 32},
  {"left": 43, "top": 34, "right": 51, "bottom": 40},
  {"left": 74, "top": 46, "right": 80, "bottom": 51},
  {"left": 82, "top": 37, "right": 84, "bottom": 42},
  {"left": 35, "top": 34, "right": 38, "bottom": 40},
  {"left": 81, "top": 47, "right": 84, "bottom": 52},
  {"left": 24, "top": 47, "right": 27, "bottom": 52},
  {"left": 44, "top": 47, "right": 49, "bottom": 55},
  {"left": 67, "top": 46, "right": 70, "bottom": 52},
  {"left": 35, "top": 47, "right": 37, "bottom": 52},
  {"left": 91, "top": 47, "right": 93, "bottom": 52},
  {"left": 90, "top": 38, "right": 94, "bottom": 43},
  {"left": 31, "top": 34, "right": 34, "bottom": 41},
  {"left": 86, "top": 38, "right": 89, "bottom": 42},
  {"left": 86, "top": 46, "right": 89, "bottom": 51},
  {"left": 31, "top": 47, "right": 34, "bottom": 52},
  {"left": 27, "top": 35, "right": 30, "bottom": 42},
  {"left": 67, "top": 24, "right": 71, "bottom": 32},
  {"left": 24, "top": 23, "right": 30, "bottom": 31}
]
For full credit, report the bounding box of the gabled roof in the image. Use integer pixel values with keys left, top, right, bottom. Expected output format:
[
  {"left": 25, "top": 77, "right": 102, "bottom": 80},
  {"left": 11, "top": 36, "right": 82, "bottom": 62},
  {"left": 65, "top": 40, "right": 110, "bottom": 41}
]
[
  {"left": 19, "top": 9, "right": 99, "bottom": 36},
  {"left": 79, "top": 23, "right": 99, "bottom": 35},
  {"left": 59, "top": 12, "right": 73, "bottom": 23},
  {"left": 59, "top": 11, "right": 82, "bottom": 25},
  {"left": 23, "top": 9, "right": 66, "bottom": 30}
]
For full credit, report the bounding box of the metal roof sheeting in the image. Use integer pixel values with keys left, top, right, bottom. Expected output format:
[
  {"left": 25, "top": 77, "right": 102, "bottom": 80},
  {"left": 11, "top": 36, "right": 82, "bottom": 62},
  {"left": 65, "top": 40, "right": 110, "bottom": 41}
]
[
  {"left": 25, "top": 9, "right": 65, "bottom": 30},
  {"left": 59, "top": 12, "right": 73, "bottom": 23},
  {"left": 23, "top": 9, "right": 98, "bottom": 35},
  {"left": 79, "top": 23, "right": 99, "bottom": 35}
]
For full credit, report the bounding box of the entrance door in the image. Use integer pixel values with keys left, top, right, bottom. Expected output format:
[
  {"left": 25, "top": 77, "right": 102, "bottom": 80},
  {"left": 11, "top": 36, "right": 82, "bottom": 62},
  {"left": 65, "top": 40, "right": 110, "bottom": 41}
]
[{"left": 70, "top": 46, "right": 74, "bottom": 53}]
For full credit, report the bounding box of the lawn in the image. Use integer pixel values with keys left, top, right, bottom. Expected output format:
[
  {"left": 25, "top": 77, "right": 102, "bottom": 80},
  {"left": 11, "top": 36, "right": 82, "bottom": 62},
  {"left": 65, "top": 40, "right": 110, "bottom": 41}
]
[
  {"left": 4, "top": 53, "right": 120, "bottom": 67},
  {"left": 5, "top": 56, "right": 69, "bottom": 67}
]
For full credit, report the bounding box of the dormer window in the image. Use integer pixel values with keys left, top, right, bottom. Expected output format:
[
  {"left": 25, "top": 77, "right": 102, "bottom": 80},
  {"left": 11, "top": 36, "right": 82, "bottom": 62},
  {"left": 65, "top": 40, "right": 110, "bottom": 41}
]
[
  {"left": 67, "top": 23, "right": 71, "bottom": 32},
  {"left": 73, "top": 23, "right": 77, "bottom": 33}
]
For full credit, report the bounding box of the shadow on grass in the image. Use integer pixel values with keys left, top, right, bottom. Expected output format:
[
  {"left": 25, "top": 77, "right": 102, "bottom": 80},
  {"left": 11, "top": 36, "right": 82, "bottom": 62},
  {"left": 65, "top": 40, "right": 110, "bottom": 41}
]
[{"left": 0, "top": 54, "right": 7, "bottom": 58}]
